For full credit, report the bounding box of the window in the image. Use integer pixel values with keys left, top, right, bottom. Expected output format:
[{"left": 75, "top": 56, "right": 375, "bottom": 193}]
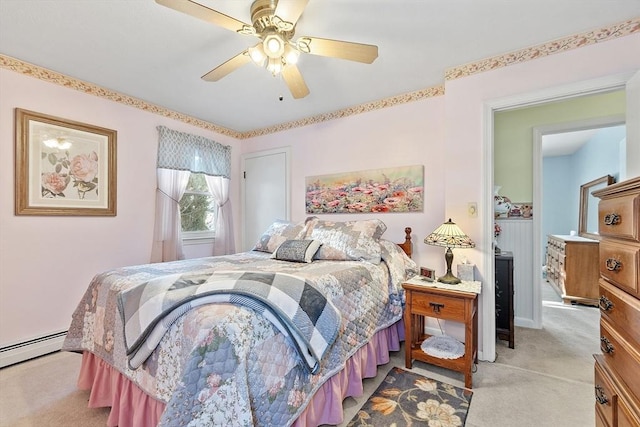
[{"left": 180, "top": 173, "right": 216, "bottom": 240}]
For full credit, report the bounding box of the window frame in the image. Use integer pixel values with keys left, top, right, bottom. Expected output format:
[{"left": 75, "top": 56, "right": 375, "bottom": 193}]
[{"left": 180, "top": 174, "right": 216, "bottom": 242}]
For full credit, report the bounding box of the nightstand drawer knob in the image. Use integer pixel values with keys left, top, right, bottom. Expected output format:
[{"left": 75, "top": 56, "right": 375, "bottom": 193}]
[{"left": 429, "top": 302, "right": 445, "bottom": 313}]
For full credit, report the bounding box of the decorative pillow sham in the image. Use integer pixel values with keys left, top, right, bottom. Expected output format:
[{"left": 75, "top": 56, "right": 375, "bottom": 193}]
[
  {"left": 271, "top": 240, "right": 322, "bottom": 263},
  {"left": 253, "top": 220, "right": 306, "bottom": 253},
  {"left": 302, "top": 218, "right": 387, "bottom": 263}
]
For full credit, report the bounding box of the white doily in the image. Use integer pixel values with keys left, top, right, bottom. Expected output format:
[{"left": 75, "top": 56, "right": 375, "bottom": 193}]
[{"left": 421, "top": 335, "right": 465, "bottom": 359}]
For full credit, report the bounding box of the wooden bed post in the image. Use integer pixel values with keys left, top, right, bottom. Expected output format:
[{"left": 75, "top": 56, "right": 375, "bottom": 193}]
[{"left": 397, "top": 227, "right": 412, "bottom": 258}]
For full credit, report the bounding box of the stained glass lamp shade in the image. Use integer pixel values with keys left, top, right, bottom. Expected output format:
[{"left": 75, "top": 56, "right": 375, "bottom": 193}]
[{"left": 424, "top": 218, "right": 475, "bottom": 284}]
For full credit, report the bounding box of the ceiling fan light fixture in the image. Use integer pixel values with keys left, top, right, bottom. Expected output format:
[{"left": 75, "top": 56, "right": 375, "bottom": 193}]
[
  {"left": 266, "top": 56, "right": 283, "bottom": 76},
  {"left": 248, "top": 44, "right": 266, "bottom": 65},
  {"left": 284, "top": 43, "right": 300, "bottom": 65},
  {"left": 263, "top": 33, "right": 285, "bottom": 58}
]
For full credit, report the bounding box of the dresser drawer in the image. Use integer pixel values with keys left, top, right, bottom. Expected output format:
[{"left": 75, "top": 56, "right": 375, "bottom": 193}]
[
  {"left": 619, "top": 398, "right": 640, "bottom": 427},
  {"left": 599, "top": 280, "right": 640, "bottom": 345},
  {"left": 594, "top": 360, "right": 616, "bottom": 427},
  {"left": 599, "top": 194, "right": 640, "bottom": 242},
  {"left": 410, "top": 292, "right": 466, "bottom": 321},
  {"left": 595, "top": 411, "right": 608, "bottom": 427},
  {"left": 600, "top": 318, "right": 640, "bottom": 402},
  {"left": 599, "top": 241, "right": 640, "bottom": 297}
]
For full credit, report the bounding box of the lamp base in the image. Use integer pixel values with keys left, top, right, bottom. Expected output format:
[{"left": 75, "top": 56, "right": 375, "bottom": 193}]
[{"left": 437, "top": 272, "right": 461, "bottom": 285}]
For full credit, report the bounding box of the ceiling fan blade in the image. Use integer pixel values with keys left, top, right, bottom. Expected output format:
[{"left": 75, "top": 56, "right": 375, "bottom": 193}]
[
  {"left": 201, "top": 50, "right": 253, "bottom": 82},
  {"left": 297, "top": 36, "right": 378, "bottom": 64},
  {"left": 156, "top": 0, "right": 252, "bottom": 34},
  {"left": 281, "top": 64, "right": 310, "bottom": 99},
  {"left": 274, "top": 0, "right": 309, "bottom": 27}
]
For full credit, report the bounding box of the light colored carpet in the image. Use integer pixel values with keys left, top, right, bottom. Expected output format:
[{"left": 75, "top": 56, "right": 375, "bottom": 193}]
[{"left": 1, "top": 281, "right": 599, "bottom": 427}]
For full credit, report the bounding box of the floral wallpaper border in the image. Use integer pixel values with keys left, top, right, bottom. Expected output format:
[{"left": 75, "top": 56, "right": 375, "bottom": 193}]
[
  {"left": 0, "top": 54, "right": 241, "bottom": 139},
  {"left": 1, "top": 17, "right": 638, "bottom": 139},
  {"left": 445, "top": 18, "right": 640, "bottom": 81}
]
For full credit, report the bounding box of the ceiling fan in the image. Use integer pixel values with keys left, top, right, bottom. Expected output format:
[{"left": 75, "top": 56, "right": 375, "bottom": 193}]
[{"left": 156, "top": 0, "right": 378, "bottom": 99}]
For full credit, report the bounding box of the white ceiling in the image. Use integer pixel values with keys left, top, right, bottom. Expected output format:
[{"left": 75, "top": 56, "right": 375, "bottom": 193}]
[
  {"left": 542, "top": 125, "right": 626, "bottom": 157},
  {"left": 1, "top": 1, "right": 639, "bottom": 134},
  {"left": 542, "top": 128, "right": 602, "bottom": 157}
]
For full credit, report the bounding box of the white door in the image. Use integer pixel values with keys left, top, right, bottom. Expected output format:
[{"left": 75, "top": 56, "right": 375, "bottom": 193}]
[{"left": 241, "top": 147, "right": 290, "bottom": 251}]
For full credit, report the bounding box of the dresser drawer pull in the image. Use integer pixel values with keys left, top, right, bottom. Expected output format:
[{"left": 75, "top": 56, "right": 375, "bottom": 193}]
[
  {"left": 599, "top": 296, "right": 614, "bottom": 312},
  {"left": 594, "top": 385, "right": 609, "bottom": 405},
  {"left": 429, "top": 302, "right": 444, "bottom": 313},
  {"left": 600, "top": 336, "right": 615, "bottom": 354},
  {"left": 603, "top": 213, "right": 620, "bottom": 226},
  {"left": 605, "top": 258, "right": 622, "bottom": 271}
]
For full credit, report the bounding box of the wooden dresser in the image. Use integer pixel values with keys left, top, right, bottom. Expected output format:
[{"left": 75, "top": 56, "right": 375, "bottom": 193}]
[
  {"left": 592, "top": 176, "right": 640, "bottom": 427},
  {"left": 545, "top": 234, "right": 600, "bottom": 306}
]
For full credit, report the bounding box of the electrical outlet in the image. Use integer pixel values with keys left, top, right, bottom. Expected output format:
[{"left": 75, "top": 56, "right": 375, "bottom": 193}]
[{"left": 468, "top": 202, "right": 478, "bottom": 218}]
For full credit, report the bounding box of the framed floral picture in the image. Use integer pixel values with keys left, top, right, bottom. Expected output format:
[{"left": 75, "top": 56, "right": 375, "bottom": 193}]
[{"left": 15, "top": 109, "right": 117, "bottom": 216}]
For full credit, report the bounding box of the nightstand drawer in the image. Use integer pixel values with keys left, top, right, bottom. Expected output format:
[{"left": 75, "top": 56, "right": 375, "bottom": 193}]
[{"left": 410, "top": 292, "right": 466, "bottom": 321}]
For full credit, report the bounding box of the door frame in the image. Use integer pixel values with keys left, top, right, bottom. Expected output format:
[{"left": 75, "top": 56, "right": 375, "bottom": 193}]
[
  {"left": 532, "top": 114, "right": 625, "bottom": 322},
  {"left": 482, "top": 72, "right": 634, "bottom": 358},
  {"left": 241, "top": 146, "right": 291, "bottom": 251}
]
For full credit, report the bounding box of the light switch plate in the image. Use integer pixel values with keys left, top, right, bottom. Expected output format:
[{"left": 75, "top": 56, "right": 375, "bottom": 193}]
[{"left": 468, "top": 202, "right": 478, "bottom": 217}]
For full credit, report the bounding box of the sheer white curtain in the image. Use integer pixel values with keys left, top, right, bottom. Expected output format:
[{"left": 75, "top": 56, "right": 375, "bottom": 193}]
[
  {"left": 152, "top": 126, "right": 231, "bottom": 262},
  {"left": 205, "top": 175, "right": 235, "bottom": 255},
  {"left": 151, "top": 168, "right": 190, "bottom": 262}
]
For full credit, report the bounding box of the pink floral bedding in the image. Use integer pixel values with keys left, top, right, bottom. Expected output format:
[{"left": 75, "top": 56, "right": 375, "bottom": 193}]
[{"left": 62, "top": 240, "right": 416, "bottom": 426}]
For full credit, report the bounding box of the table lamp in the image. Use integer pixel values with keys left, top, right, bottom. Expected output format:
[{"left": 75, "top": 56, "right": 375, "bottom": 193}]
[{"left": 424, "top": 218, "right": 475, "bottom": 284}]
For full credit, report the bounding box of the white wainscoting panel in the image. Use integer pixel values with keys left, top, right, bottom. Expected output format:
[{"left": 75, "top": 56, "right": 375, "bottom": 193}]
[{"left": 495, "top": 219, "right": 535, "bottom": 327}]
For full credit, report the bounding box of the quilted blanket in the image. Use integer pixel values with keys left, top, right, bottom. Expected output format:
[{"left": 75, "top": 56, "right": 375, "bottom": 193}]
[
  {"left": 118, "top": 270, "right": 339, "bottom": 373},
  {"left": 62, "top": 240, "right": 417, "bottom": 427}
]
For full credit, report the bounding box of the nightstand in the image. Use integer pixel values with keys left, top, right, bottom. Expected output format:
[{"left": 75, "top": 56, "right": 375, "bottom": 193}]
[{"left": 402, "top": 279, "right": 480, "bottom": 388}]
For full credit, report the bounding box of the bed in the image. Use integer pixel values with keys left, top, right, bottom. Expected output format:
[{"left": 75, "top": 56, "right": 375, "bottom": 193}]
[{"left": 62, "top": 217, "right": 416, "bottom": 426}]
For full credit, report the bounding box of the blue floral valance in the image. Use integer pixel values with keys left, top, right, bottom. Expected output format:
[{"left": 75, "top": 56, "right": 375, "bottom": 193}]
[{"left": 156, "top": 126, "right": 231, "bottom": 178}]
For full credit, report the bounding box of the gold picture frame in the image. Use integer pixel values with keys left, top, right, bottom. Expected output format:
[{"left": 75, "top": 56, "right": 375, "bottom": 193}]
[{"left": 15, "top": 109, "right": 117, "bottom": 216}]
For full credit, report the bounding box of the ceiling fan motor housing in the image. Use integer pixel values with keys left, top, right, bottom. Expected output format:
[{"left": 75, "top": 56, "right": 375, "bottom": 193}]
[{"left": 250, "top": 0, "right": 295, "bottom": 38}]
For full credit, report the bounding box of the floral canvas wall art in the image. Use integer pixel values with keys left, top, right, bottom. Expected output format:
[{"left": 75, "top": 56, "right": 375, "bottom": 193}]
[{"left": 305, "top": 165, "right": 424, "bottom": 214}]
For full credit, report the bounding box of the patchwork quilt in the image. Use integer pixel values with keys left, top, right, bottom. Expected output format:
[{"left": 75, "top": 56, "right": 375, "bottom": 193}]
[
  {"left": 62, "top": 241, "right": 416, "bottom": 427},
  {"left": 119, "top": 270, "right": 340, "bottom": 373}
]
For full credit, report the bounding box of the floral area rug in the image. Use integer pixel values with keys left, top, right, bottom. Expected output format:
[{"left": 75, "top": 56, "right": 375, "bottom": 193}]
[{"left": 347, "top": 366, "right": 473, "bottom": 427}]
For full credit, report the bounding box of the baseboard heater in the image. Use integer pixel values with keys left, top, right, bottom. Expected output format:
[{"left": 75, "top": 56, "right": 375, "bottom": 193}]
[{"left": 0, "top": 330, "right": 67, "bottom": 368}]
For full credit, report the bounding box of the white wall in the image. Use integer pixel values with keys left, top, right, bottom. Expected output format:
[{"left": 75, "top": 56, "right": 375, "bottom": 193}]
[
  {"left": 241, "top": 32, "right": 640, "bottom": 359},
  {"left": 443, "top": 32, "right": 640, "bottom": 357},
  {"left": 1, "top": 32, "right": 639, "bottom": 359},
  {"left": 241, "top": 96, "right": 448, "bottom": 272},
  {"left": 0, "top": 69, "right": 240, "bottom": 347}
]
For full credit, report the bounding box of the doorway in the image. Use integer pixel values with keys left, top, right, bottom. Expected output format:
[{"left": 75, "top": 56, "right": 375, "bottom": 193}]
[{"left": 485, "top": 74, "right": 636, "bottom": 354}]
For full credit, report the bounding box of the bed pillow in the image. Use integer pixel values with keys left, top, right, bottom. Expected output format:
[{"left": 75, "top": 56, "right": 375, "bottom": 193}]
[
  {"left": 253, "top": 220, "right": 306, "bottom": 253},
  {"left": 303, "top": 218, "right": 387, "bottom": 263},
  {"left": 271, "top": 240, "right": 322, "bottom": 263}
]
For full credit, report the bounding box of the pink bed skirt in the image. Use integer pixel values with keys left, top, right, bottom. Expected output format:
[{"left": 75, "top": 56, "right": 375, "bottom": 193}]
[{"left": 77, "top": 320, "right": 404, "bottom": 427}]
